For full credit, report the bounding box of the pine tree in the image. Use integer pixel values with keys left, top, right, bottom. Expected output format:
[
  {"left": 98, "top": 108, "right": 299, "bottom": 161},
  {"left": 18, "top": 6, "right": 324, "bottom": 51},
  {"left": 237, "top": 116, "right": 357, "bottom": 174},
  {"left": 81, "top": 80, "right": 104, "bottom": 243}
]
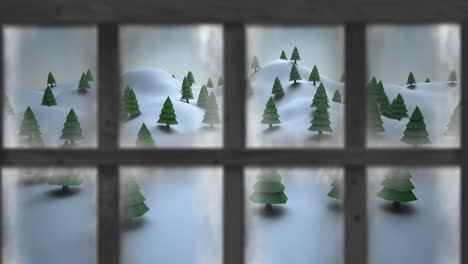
[
  {"left": 187, "top": 71, "right": 195, "bottom": 86},
  {"left": 375, "top": 81, "right": 391, "bottom": 116},
  {"left": 388, "top": 93, "right": 409, "bottom": 121},
  {"left": 202, "top": 92, "right": 221, "bottom": 127},
  {"left": 328, "top": 178, "right": 343, "bottom": 200},
  {"left": 5, "top": 95, "right": 14, "bottom": 116},
  {"left": 289, "top": 64, "right": 302, "bottom": 85},
  {"left": 444, "top": 102, "right": 460, "bottom": 137},
  {"left": 261, "top": 97, "right": 281, "bottom": 129},
  {"left": 41, "top": 86, "right": 57, "bottom": 107},
  {"left": 340, "top": 72, "right": 346, "bottom": 83},
  {"left": 426, "top": 78, "right": 430, "bottom": 83},
  {"left": 78, "top": 72, "right": 91, "bottom": 93},
  {"left": 290, "top": 46, "right": 301, "bottom": 64},
  {"left": 449, "top": 69, "right": 457, "bottom": 85},
  {"left": 367, "top": 94, "right": 385, "bottom": 134},
  {"left": 60, "top": 108, "right": 85, "bottom": 145},
  {"left": 310, "top": 83, "right": 330, "bottom": 108},
  {"left": 308, "top": 65, "right": 321, "bottom": 86},
  {"left": 120, "top": 85, "right": 131, "bottom": 118},
  {"left": 197, "top": 85, "right": 209, "bottom": 108},
  {"left": 377, "top": 168, "right": 417, "bottom": 208},
  {"left": 308, "top": 102, "right": 333, "bottom": 134},
  {"left": 157, "top": 97, "right": 178, "bottom": 128},
  {"left": 121, "top": 87, "right": 141, "bottom": 119},
  {"left": 48, "top": 170, "right": 83, "bottom": 192},
  {"left": 86, "top": 69, "right": 94, "bottom": 82},
  {"left": 31, "top": 135, "right": 44, "bottom": 147},
  {"left": 181, "top": 77, "right": 194, "bottom": 103},
  {"left": 136, "top": 123, "right": 156, "bottom": 147},
  {"left": 407, "top": 72, "right": 416, "bottom": 88},
  {"left": 271, "top": 77, "right": 285, "bottom": 97},
  {"left": 207, "top": 77, "right": 214, "bottom": 88},
  {"left": 249, "top": 169, "right": 288, "bottom": 212},
  {"left": 332, "top": 89, "right": 342, "bottom": 103},
  {"left": 218, "top": 76, "right": 224, "bottom": 86},
  {"left": 368, "top": 76, "right": 378, "bottom": 91},
  {"left": 401, "top": 106, "right": 431, "bottom": 146},
  {"left": 121, "top": 178, "right": 149, "bottom": 220},
  {"left": 172, "top": 74, "right": 176, "bottom": 79},
  {"left": 19, "top": 107, "right": 42, "bottom": 145},
  {"left": 251, "top": 56, "right": 260, "bottom": 73},
  {"left": 280, "top": 50, "right": 288, "bottom": 60},
  {"left": 47, "top": 72, "right": 56, "bottom": 87}
]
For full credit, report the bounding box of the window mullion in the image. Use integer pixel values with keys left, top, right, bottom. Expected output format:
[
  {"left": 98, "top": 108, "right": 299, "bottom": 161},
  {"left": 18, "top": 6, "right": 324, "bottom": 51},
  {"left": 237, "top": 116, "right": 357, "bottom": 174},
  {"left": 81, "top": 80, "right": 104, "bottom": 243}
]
[
  {"left": 460, "top": 21, "right": 468, "bottom": 264},
  {"left": 0, "top": 25, "right": 4, "bottom": 264}
]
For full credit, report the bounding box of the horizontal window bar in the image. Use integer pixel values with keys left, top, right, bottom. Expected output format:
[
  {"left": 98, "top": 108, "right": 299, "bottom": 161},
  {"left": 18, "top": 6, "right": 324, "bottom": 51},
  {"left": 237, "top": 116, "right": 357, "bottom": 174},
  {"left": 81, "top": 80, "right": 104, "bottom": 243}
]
[{"left": 1, "top": 149, "right": 461, "bottom": 166}]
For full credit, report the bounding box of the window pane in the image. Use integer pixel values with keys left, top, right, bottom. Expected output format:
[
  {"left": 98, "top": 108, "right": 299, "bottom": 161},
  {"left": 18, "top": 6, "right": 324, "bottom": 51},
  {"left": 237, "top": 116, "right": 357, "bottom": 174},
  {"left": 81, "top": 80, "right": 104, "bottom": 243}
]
[
  {"left": 368, "top": 167, "right": 459, "bottom": 264},
  {"left": 3, "top": 26, "right": 97, "bottom": 148},
  {"left": 2, "top": 167, "right": 97, "bottom": 264},
  {"left": 366, "top": 25, "right": 460, "bottom": 148},
  {"left": 120, "top": 167, "right": 222, "bottom": 264},
  {"left": 245, "top": 167, "right": 344, "bottom": 264},
  {"left": 246, "top": 26, "right": 345, "bottom": 148},
  {"left": 119, "top": 25, "right": 223, "bottom": 148}
]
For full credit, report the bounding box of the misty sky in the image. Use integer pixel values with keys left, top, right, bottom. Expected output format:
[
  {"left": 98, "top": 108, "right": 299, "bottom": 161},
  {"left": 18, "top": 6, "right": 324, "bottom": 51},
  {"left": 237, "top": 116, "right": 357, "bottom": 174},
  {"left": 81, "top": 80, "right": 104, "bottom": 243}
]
[{"left": 3, "top": 24, "right": 460, "bottom": 88}]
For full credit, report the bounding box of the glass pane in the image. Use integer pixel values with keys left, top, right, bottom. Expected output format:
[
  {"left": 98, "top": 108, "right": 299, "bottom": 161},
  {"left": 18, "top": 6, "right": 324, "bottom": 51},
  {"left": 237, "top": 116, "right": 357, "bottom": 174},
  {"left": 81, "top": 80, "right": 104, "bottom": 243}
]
[
  {"left": 368, "top": 167, "right": 460, "bottom": 264},
  {"left": 246, "top": 26, "right": 345, "bottom": 148},
  {"left": 119, "top": 25, "right": 224, "bottom": 148},
  {"left": 3, "top": 26, "right": 98, "bottom": 148},
  {"left": 2, "top": 167, "right": 97, "bottom": 264},
  {"left": 366, "top": 25, "right": 460, "bottom": 148},
  {"left": 120, "top": 167, "right": 222, "bottom": 264},
  {"left": 245, "top": 167, "right": 344, "bottom": 264}
]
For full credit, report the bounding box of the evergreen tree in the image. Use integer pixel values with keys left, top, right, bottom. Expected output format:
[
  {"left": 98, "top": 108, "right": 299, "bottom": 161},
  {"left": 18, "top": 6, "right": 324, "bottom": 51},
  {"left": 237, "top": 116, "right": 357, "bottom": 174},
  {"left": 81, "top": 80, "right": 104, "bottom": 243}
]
[
  {"left": 172, "top": 74, "right": 176, "bottom": 79},
  {"left": 121, "top": 87, "right": 141, "bottom": 119},
  {"left": 207, "top": 77, "right": 214, "bottom": 88},
  {"left": 444, "top": 102, "right": 460, "bottom": 137},
  {"left": 41, "top": 86, "right": 57, "bottom": 107},
  {"left": 407, "top": 72, "right": 416, "bottom": 88},
  {"left": 280, "top": 50, "right": 288, "bottom": 60},
  {"left": 157, "top": 97, "right": 178, "bottom": 128},
  {"left": 136, "top": 123, "right": 156, "bottom": 147},
  {"left": 328, "top": 178, "right": 343, "bottom": 200},
  {"left": 340, "top": 72, "right": 346, "bottom": 83},
  {"left": 47, "top": 72, "right": 56, "bottom": 87},
  {"left": 31, "top": 135, "right": 44, "bottom": 147},
  {"left": 121, "top": 178, "right": 149, "bottom": 220},
  {"left": 332, "top": 89, "right": 342, "bottom": 103},
  {"left": 289, "top": 64, "right": 302, "bottom": 85},
  {"left": 181, "top": 76, "right": 194, "bottom": 103},
  {"left": 261, "top": 97, "right": 281, "bottom": 129},
  {"left": 375, "top": 81, "right": 391, "bottom": 116},
  {"left": 426, "top": 78, "right": 430, "bottom": 83},
  {"left": 19, "top": 107, "right": 42, "bottom": 145},
  {"left": 218, "top": 76, "right": 224, "bottom": 86},
  {"left": 401, "top": 106, "right": 431, "bottom": 146},
  {"left": 308, "top": 102, "right": 333, "bottom": 134},
  {"left": 368, "top": 76, "right": 378, "bottom": 91},
  {"left": 78, "top": 72, "right": 91, "bottom": 93},
  {"left": 187, "top": 71, "right": 195, "bottom": 86},
  {"left": 60, "top": 108, "right": 85, "bottom": 145},
  {"left": 202, "top": 92, "right": 221, "bottom": 127},
  {"left": 48, "top": 170, "right": 83, "bottom": 192},
  {"left": 449, "top": 69, "right": 457, "bottom": 85},
  {"left": 308, "top": 65, "right": 321, "bottom": 86},
  {"left": 290, "top": 46, "right": 301, "bottom": 64},
  {"left": 388, "top": 93, "right": 409, "bottom": 121},
  {"left": 249, "top": 169, "right": 288, "bottom": 212},
  {"left": 377, "top": 168, "right": 417, "bottom": 208},
  {"left": 5, "top": 95, "right": 14, "bottom": 116},
  {"left": 271, "top": 77, "right": 285, "bottom": 97},
  {"left": 86, "top": 69, "right": 94, "bottom": 82},
  {"left": 311, "top": 83, "right": 330, "bottom": 108},
  {"left": 197, "top": 85, "right": 209, "bottom": 108},
  {"left": 251, "top": 56, "right": 260, "bottom": 73},
  {"left": 247, "top": 79, "right": 254, "bottom": 96},
  {"left": 120, "top": 85, "right": 131, "bottom": 118},
  {"left": 367, "top": 94, "right": 385, "bottom": 134}
]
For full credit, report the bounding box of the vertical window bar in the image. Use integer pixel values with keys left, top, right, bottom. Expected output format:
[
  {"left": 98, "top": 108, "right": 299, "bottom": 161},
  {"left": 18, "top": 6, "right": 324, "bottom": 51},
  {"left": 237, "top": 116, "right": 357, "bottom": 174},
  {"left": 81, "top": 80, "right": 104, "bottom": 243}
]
[
  {"left": 223, "top": 23, "right": 246, "bottom": 264},
  {"left": 97, "top": 23, "right": 120, "bottom": 264},
  {"left": 460, "top": 22, "right": 468, "bottom": 264},
  {"left": 344, "top": 23, "right": 367, "bottom": 264},
  {"left": 0, "top": 25, "right": 4, "bottom": 264}
]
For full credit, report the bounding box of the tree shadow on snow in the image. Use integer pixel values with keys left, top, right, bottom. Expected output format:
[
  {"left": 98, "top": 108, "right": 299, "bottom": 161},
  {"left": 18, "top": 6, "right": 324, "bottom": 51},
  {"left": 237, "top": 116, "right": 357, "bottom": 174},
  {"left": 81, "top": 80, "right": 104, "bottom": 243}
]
[
  {"left": 262, "top": 126, "right": 281, "bottom": 134},
  {"left": 200, "top": 125, "right": 219, "bottom": 132},
  {"left": 379, "top": 202, "right": 417, "bottom": 216},
  {"left": 309, "top": 133, "right": 333, "bottom": 141},
  {"left": 253, "top": 205, "right": 287, "bottom": 219},
  {"left": 46, "top": 188, "right": 82, "bottom": 198},
  {"left": 121, "top": 217, "right": 148, "bottom": 232},
  {"left": 18, "top": 176, "right": 48, "bottom": 187},
  {"left": 328, "top": 202, "right": 343, "bottom": 213},
  {"left": 157, "top": 125, "right": 177, "bottom": 134}
]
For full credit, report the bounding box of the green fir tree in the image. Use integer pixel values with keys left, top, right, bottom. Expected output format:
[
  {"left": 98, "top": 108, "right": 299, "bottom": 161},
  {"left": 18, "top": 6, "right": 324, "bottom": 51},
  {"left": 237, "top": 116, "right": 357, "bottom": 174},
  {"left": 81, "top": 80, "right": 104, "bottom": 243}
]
[
  {"left": 249, "top": 169, "right": 288, "bottom": 212},
  {"left": 290, "top": 46, "right": 301, "bottom": 64},
  {"left": 207, "top": 77, "right": 214, "bottom": 88},
  {"left": 444, "top": 102, "right": 460, "bottom": 137},
  {"left": 449, "top": 70, "right": 457, "bottom": 85},
  {"left": 60, "top": 108, "right": 85, "bottom": 146},
  {"left": 328, "top": 178, "right": 343, "bottom": 200},
  {"left": 197, "top": 85, "right": 209, "bottom": 108},
  {"left": 78, "top": 72, "right": 91, "bottom": 93},
  {"left": 400, "top": 106, "right": 431, "bottom": 146},
  {"left": 367, "top": 94, "right": 385, "bottom": 134},
  {"left": 311, "top": 83, "right": 330, "bottom": 108},
  {"left": 261, "top": 97, "right": 281, "bottom": 129},
  {"left": 251, "top": 56, "right": 260, "bottom": 73},
  {"left": 181, "top": 77, "right": 194, "bottom": 103},
  {"left": 375, "top": 81, "right": 391, "bottom": 116},
  {"left": 426, "top": 78, "right": 430, "bottom": 83},
  {"left": 407, "top": 72, "right": 416, "bottom": 88},
  {"left": 5, "top": 95, "right": 14, "bottom": 116},
  {"left": 340, "top": 72, "right": 346, "bottom": 83},
  {"left": 388, "top": 93, "right": 409, "bottom": 121},
  {"left": 121, "top": 86, "right": 141, "bottom": 119},
  {"left": 202, "top": 92, "right": 221, "bottom": 127},
  {"left": 280, "top": 50, "right": 288, "bottom": 60},
  {"left": 47, "top": 72, "right": 56, "bottom": 87},
  {"left": 218, "top": 76, "right": 224, "bottom": 86},
  {"left": 308, "top": 65, "right": 321, "bottom": 86},
  {"left": 271, "top": 77, "right": 285, "bottom": 97},
  {"left": 157, "top": 97, "right": 178, "bottom": 128},
  {"left": 187, "top": 71, "right": 195, "bottom": 86},
  {"left": 136, "top": 123, "right": 156, "bottom": 147},
  {"left": 377, "top": 168, "right": 417, "bottom": 208},
  {"left": 19, "top": 107, "right": 42, "bottom": 145},
  {"left": 48, "top": 170, "right": 83, "bottom": 192},
  {"left": 308, "top": 102, "right": 333, "bottom": 134},
  {"left": 121, "top": 178, "right": 149, "bottom": 220},
  {"left": 289, "top": 64, "right": 302, "bottom": 85},
  {"left": 332, "top": 89, "right": 342, "bottom": 103},
  {"left": 41, "top": 86, "right": 58, "bottom": 107},
  {"left": 86, "top": 69, "right": 94, "bottom": 81}
]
